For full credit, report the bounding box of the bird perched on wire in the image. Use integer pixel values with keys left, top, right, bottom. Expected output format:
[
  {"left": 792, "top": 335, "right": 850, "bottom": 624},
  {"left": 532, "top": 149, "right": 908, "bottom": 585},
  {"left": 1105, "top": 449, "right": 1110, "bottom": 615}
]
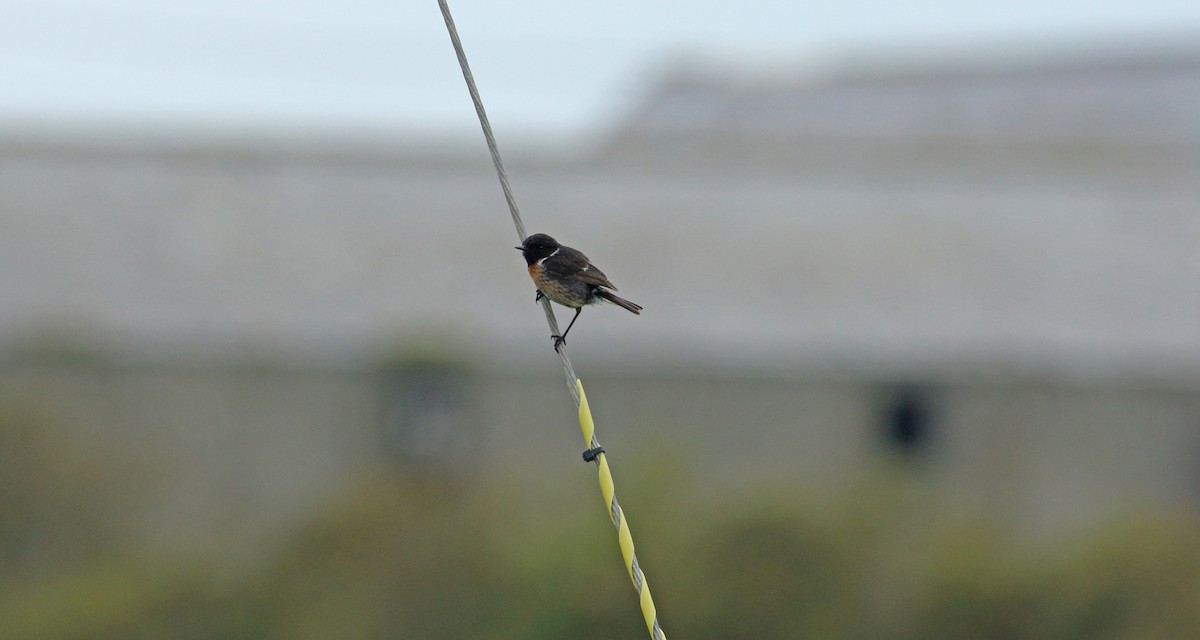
[{"left": 517, "top": 233, "right": 642, "bottom": 351}]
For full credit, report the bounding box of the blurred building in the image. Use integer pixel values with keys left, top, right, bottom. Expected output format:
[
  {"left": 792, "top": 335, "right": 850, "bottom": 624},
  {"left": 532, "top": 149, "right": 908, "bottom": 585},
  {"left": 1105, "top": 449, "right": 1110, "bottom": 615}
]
[{"left": 1, "top": 47, "right": 1199, "bottom": 548}]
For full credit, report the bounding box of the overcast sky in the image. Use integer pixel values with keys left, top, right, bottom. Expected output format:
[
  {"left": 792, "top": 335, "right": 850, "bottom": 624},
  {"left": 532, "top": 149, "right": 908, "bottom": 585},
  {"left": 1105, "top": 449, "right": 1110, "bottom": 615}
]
[{"left": 3, "top": 0, "right": 1199, "bottom": 144}]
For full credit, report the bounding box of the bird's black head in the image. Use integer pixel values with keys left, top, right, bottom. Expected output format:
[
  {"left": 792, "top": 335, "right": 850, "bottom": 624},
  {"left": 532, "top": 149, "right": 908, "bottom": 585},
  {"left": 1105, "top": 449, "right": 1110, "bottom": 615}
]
[{"left": 516, "top": 233, "right": 561, "bottom": 265}]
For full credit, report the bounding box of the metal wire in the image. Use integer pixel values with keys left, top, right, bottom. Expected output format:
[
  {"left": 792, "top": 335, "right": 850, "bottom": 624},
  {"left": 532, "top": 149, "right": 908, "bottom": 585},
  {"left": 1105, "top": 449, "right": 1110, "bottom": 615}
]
[
  {"left": 437, "top": 2, "right": 665, "bottom": 637},
  {"left": 437, "top": 0, "right": 579, "bottom": 403}
]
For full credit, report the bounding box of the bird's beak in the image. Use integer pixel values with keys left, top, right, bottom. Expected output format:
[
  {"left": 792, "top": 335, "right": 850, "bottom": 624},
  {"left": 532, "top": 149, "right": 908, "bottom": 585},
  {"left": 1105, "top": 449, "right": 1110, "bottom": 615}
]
[{"left": 514, "top": 246, "right": 523, "bottom": 251}]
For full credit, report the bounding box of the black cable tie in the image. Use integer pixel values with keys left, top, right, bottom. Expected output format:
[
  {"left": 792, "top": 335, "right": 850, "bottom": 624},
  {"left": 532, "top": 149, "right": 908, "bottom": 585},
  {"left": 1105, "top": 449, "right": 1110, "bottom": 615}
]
[{"left": 582, "top": 446, "right": 605, "bottom": 462}]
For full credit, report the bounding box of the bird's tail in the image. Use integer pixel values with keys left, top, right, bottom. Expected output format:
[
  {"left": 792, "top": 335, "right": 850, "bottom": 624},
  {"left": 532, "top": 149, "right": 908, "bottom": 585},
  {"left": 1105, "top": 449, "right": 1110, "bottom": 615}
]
[{"left": 594, "top": 288, "right": 642, "bottom": 314}]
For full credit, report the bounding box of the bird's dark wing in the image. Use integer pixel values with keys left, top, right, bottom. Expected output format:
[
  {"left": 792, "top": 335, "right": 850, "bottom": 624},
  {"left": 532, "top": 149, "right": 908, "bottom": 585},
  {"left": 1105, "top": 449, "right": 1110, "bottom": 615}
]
[{"left": 544, "top": 246, "right": 618, "bottom": 289}]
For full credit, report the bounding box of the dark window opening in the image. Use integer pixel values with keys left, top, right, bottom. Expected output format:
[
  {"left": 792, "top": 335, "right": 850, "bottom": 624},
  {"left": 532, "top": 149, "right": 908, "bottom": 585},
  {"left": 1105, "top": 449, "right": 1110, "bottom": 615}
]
[{"left": 881, "top": 386, "right": 933, "bottom": 456}]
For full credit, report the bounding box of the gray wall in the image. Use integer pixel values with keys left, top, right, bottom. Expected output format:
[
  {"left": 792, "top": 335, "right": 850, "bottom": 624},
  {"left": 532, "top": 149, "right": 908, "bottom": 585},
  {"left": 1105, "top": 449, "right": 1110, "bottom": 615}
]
[{"left": 6, "top": 357, "right": 1198, "bottom": 547}]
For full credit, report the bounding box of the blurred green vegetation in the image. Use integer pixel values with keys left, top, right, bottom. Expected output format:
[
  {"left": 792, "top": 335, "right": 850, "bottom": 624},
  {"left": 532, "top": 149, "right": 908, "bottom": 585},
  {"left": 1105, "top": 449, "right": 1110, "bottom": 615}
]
[
  {"left": 2, "top": 410, "right": 1200, "bottom": 640},
  {"left": 0, "top": 404, "right": 138, "bottom": 584}
]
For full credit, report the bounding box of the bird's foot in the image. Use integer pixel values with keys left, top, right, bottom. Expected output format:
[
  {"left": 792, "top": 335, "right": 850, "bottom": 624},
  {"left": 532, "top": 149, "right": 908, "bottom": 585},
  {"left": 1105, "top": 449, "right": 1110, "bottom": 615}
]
[
  {"left": 535, "top": 291, "right": 544, "bottom": 303},
  {"left": 551, "top": 335, "right": 566, "bottom": 351}
]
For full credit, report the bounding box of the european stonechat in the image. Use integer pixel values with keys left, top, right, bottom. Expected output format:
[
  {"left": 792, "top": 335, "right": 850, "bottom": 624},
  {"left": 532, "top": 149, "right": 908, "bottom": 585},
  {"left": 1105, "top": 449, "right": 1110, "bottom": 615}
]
[{"left": 517, "top": 233, "right": 642, "bottom": 350}]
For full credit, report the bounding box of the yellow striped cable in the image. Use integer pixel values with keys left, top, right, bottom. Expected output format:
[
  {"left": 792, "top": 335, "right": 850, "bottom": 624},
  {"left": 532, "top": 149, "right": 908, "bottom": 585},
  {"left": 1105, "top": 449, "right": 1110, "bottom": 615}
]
[{"left": 577, "top": 380, "right": 665, "bottom": 640}]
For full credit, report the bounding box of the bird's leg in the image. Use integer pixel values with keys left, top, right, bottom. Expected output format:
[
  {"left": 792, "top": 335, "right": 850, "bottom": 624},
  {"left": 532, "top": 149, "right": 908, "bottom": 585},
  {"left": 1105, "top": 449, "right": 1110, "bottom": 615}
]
[{"left": 552, "top": 307, "right": 583, "bottom": 351}]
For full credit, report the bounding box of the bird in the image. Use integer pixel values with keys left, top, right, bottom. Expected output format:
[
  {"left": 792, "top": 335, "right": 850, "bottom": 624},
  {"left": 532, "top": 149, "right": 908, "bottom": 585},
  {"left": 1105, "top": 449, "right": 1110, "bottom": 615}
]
[{"left": 517, "top": 233, "right": 642, "bottom": 350}]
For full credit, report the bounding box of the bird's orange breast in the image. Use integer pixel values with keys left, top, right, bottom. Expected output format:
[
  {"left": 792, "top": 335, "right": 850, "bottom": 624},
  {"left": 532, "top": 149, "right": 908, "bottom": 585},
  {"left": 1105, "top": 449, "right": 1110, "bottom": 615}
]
[
  {"left": 527, "top": 261, "right": 585, "bottom": 308},
  {"left": 528, "top": 261, "right": 557, "bottom": 294}
]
